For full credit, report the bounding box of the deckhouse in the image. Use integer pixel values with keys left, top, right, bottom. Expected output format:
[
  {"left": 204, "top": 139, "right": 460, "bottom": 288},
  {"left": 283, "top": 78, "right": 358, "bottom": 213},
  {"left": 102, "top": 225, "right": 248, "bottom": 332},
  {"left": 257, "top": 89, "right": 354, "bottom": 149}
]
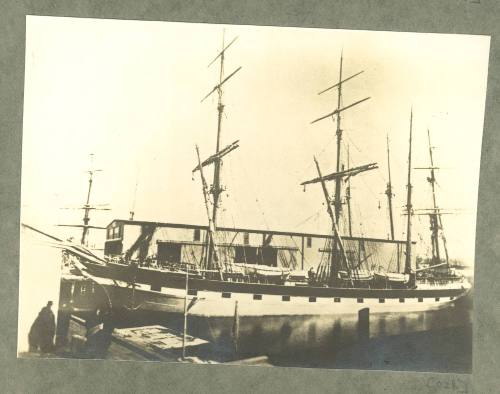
[{"left": 104, "top": 219, "right": 410, "bottom": 273}]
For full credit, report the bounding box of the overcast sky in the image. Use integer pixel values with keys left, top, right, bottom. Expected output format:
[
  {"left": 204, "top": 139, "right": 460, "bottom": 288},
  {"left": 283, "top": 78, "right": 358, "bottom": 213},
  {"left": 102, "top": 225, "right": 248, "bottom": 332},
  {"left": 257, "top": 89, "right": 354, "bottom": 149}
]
[{"left": 21, "top": 16, "right": 490, "bottom": 265}]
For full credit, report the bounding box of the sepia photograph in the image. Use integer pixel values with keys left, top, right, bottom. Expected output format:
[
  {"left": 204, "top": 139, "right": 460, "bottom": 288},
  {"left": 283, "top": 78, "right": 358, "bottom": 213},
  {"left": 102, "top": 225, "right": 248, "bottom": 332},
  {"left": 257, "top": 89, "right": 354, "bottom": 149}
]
[{"left": 18, "top": 15, "right": 489, "bottom": 372}]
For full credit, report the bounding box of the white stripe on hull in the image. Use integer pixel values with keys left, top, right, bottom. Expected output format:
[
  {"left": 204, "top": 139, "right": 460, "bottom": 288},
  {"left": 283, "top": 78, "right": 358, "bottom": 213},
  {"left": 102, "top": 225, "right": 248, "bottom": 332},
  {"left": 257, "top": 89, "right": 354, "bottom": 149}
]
[{"left": 98, "top": 278, "right": 469, "bottom": 318}]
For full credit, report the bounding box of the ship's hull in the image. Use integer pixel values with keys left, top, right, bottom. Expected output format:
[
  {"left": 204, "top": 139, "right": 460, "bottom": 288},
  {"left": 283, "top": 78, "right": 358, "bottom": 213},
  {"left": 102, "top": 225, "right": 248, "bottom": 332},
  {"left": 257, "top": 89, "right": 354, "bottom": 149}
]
[
  {"left": 76, "top": 260, "right": 471, "bottom": 318},
  {"left": 99, "top": 280, "right": 468, "bottom": 318}
]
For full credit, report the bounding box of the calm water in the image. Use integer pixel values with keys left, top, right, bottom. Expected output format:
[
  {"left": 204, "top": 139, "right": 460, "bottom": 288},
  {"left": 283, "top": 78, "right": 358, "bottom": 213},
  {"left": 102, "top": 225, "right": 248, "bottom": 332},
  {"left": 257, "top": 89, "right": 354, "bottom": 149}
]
[
  {"left": 61, "top": 274, "right": 473, "bottom": 372},
  {"left": 103, "top": 290, "right": 472, "bottom": 372}
]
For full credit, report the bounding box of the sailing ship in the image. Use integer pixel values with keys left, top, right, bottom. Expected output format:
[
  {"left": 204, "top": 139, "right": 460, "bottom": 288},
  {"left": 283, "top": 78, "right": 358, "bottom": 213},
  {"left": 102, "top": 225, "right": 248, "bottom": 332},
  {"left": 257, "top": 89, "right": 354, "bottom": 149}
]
[
  {"left": 57, "top": 153, "right": 109, "bottom": 248},
  {"left": 63, "top": 35, "right": 471, "bottom": 318},
  {"left": 412, "top": 129, "right": 469, "bottom": 288}
]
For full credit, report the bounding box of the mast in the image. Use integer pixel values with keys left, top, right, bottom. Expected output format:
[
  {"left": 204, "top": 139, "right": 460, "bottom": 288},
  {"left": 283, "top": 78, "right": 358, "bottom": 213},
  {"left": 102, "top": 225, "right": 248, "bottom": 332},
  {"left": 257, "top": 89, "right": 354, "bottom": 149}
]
[
  {"left": 129, "top": 173, "right": 139, "bottom": 221},
  {"left": 212, "top": 32, "right": 226, "bottom": 227},
  {"left": 385, "top": 134, "right": 395, "bottom": 241},
  {"left": 199, "top": 33, "right": 241, "bottom": 271},
  {"left": 305, "top": 55, "right": 371, "bottom": 285},
  {"left": 334, "top": 53, "right": 344, "bottom": 224},
  {"left": 81, "top": 166, "right": 94, "bottom": 245},
  {"left": 195, "top": 146, "right": 222, "bottom": 279},
  {"left": 58, "top": 154, "right": 108, "bottom": 246},
  {"left": 427, "top": 129, "right": 440, "bottom": 265},
  {"left": 404, "top": 110, "right": 413, "bottom": 274},
  {"left": 81, "top": 154, "right": 108, "bottom": 245},
  {"left": 302, "top": 158, "right": 377, "bottom": 283},
  {"left": 346, "top": 146, "right": 353, "bottom": 237},
  {"left": 313, "top": 157, "right": 350, "bottom": 284},
  {"left": 426, "top": 129, "right": 449, "bottom": 268},
  {"left": 311, "top": 54, "right": 369, "bottom": 283}
]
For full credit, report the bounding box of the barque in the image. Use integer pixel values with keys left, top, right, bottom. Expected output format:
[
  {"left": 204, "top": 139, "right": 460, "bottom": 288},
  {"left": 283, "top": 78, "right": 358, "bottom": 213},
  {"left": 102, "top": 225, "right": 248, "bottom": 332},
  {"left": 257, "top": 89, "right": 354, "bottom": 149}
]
[{"left": 67, "top": 34, "right": 471, "bottom": 318}]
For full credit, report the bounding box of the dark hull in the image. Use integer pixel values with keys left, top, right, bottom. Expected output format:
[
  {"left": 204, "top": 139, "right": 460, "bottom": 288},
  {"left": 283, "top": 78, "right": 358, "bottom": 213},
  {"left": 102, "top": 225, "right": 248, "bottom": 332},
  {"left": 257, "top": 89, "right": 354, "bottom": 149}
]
[{"left": 80, "top": 260, "right": 468, "bottom": 300}]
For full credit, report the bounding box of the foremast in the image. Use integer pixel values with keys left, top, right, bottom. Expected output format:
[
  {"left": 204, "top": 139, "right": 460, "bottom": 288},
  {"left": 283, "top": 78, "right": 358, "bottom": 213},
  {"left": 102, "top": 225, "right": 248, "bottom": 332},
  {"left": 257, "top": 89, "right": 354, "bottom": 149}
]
[
  {"left": 195, "top": 33, "right": 242, "bottom": 272},
  {"left": 195, "top": 145, "right": 222, "bottom": 278}
]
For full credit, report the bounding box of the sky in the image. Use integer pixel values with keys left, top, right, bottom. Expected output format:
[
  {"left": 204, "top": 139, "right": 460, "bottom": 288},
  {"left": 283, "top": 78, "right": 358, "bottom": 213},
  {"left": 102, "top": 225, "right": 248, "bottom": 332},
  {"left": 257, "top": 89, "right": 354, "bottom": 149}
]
[{"left": 21, "top": 16, "right": 490, "bottom": 265}]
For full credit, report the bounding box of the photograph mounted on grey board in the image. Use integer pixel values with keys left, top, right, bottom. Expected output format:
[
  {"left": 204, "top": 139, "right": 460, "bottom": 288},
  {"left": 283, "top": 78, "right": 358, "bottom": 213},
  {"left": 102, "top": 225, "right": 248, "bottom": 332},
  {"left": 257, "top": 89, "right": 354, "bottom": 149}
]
[{"left": 18, "top": 15, "right": 488, "bottom": 372}]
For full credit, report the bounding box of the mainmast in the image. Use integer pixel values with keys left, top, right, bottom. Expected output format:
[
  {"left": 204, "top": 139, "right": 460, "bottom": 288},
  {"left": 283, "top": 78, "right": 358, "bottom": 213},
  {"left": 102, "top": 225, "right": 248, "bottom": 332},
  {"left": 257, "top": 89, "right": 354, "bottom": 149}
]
[
  {"left": 313, "top": 157, "right": 351, "bottom": 283},
  {"left": 305, "top": 55, "right": 371, "bottom": 285},
  {"left": 385, "top": 134, "right": 395, "bottom": 241},
  {"left": 404, "top": 111, "right": 413, "bottom": 274}
]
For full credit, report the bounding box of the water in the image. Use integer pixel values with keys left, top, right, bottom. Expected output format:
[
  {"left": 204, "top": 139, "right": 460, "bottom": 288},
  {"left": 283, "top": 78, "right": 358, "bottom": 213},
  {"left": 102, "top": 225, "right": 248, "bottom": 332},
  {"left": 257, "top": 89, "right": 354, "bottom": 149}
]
[
  {"left": 101, "top": 291, "right": 472, "bottom": 372},
  {"left": 194, "top": 293, "right": 471, "bottom": 372},
  {"left": 57, "top": 273, "right": 472, "bottom": 372}
]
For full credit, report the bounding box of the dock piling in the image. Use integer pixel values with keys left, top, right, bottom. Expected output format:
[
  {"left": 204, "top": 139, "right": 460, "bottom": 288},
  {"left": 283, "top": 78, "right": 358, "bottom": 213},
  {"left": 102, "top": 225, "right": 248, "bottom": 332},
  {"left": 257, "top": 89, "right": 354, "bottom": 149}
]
[{"left": 358, "top": 307, "right": 370, "bottom": 341}]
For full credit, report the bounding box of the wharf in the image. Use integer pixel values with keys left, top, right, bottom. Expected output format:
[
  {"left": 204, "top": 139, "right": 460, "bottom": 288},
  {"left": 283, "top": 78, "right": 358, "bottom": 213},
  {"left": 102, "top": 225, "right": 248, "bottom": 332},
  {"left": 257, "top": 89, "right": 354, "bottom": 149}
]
[
  {"left": 59, "top": 315, "right": 211, "bottom": 362},
  {"left": 55, "top": 315, "right": 271, "bottom": 365}
]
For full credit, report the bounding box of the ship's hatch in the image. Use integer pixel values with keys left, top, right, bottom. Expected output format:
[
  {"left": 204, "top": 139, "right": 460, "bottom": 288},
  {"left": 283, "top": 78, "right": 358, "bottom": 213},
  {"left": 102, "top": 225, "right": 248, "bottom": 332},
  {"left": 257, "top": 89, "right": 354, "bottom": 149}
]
[{"left": 157, "top": 242, "right": 182, "bottom": 264}]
